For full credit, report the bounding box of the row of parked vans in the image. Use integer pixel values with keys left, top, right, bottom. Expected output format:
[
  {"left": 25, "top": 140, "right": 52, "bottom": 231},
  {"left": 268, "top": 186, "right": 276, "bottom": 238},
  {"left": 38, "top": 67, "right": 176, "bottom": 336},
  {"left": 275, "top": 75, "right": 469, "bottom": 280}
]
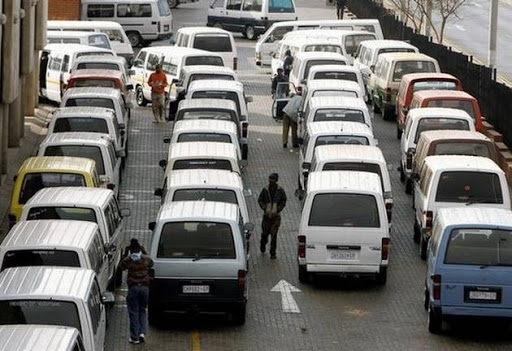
[{"left": 259, "top": 17, "right": 512, "bottom": 334}]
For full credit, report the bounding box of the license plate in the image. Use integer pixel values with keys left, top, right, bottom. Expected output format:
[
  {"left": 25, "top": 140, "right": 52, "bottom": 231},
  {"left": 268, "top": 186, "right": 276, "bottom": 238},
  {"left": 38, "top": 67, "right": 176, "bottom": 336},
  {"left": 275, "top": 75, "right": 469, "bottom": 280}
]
[
  {"left": 469, "top": 291, "right": 497, "bottom": 301},
  {"left": 329, "top": 250, "right": 356, "bottom": 260},
  {"left": 182, "top": 285, "right": 210, "bottom": 294}
]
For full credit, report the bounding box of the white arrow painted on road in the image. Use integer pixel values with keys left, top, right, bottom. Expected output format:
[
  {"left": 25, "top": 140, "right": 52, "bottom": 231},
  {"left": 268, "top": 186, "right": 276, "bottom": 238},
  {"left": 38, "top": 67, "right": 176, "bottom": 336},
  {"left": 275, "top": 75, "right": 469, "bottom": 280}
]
[{"left": 271, "top": 279, "right": 301, "bottom": 313}]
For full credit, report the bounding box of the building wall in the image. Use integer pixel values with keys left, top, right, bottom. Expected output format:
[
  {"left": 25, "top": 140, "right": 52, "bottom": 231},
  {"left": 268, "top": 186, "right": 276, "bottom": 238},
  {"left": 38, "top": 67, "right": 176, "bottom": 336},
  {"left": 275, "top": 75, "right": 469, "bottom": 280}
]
[{"left": 48, "top": 0, "right": 80, "bottom": 20}]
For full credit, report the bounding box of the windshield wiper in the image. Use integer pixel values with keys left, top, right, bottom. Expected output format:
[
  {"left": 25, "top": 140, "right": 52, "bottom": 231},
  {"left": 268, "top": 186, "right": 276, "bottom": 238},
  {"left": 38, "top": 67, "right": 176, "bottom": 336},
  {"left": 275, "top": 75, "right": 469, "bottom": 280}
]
[{"left": 192, "top": 253, "right": 221, "bottom": 261}]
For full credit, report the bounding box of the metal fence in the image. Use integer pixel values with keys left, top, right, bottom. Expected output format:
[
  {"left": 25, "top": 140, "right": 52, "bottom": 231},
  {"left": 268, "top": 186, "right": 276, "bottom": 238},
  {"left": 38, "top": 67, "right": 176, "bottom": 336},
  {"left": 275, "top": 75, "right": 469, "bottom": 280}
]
[{"left": 347, "top": 0, "right": 512, "bottom": 146}]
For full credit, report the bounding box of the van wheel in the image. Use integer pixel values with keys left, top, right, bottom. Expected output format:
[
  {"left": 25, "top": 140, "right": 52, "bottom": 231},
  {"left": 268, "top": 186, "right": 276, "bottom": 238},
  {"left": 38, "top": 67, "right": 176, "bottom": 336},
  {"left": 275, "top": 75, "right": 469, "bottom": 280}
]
[
  {"left": 127, "top": 31, "right": 143, "bottom": 47},
  {"left": 396, "top": 123, "right": 402, "bottom": 139},
  {"left": 424, "top": 287, "right": 429, "bottom": 310},
  {"left": 231, "top": 303, "right": 246, "bottom": 325},
  {"left": 372, "top": 97, "right": 381, "bottom": 114},
  {"left": 405, "top": 179, "right": 413, "bottom": 194},
  {"left": 244, "top": 25, "right": 256, "bottom": 40},
  {"left": 413, "top": 221, "right": 420, "bottom": 243},
  {"left": 399, "top": 164, "right": 405, "bottom": 183},
  {"left": 298, "top": 265, "right": 308, "bottom": 284},
  {"left": 419, "top": 236, "right": 427, "bottom": 260},
  {"left": 168, "top": 0, "right": 179, "bottom": 8},
  {"left": 148, "top": 303, "right": 163, "bottom": 327},
  {"left": 428, "top": 304, "right": 442, "bottom": 334},
  {"left": 136, "top": 86, "right": 148, "bottom": 106},
  {"left": 115, "top": 267, "right": 123, "bottom": 287},
  {"left": 375, "top": 267, "right": 387, "bottom": 285},
  {"left": 213, "top": 22, "right": 223, "bottom": 29}
]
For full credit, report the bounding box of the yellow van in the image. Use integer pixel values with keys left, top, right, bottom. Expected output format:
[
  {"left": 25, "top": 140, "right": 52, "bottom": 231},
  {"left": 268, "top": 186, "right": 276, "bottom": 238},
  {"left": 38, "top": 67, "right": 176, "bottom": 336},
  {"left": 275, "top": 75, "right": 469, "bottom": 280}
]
[{"left": 8, "top": 156, "right": 101, "bottom": 226}]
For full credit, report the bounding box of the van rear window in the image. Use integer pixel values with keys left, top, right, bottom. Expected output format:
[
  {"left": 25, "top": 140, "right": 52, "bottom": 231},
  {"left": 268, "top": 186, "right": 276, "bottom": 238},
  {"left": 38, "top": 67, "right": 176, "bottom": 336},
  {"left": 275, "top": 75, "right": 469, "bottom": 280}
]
[
  {"left": 180, "top": 110, "right": 234, "bottom": 121},
  {"left": 435, "top": 171, "right": 503, "bottom": 204},
  {"left": 173, "top": 159, "right": 232, "bottom": 171},
  {"left": 434, "top": 142, "right": 491, "bottom": 158},
  {"left": 315, "top": 135, "right": 369, "bottom": 146},
  {"left": 377, "top": 48, "right": 416, "bottom": 55},
  {"left": 445, "top": 229, "right": 512, "bottom": 266},
  {"left": 71, "top": 80, "right": 117, "bottom": 89},
  {"left": 304, "top": 45, "right": 342, "bottom": 54},
  {"left": 313, "top": 72, "right": 357, "bottom": 82},
  {"left": 413, "top": 81, "right": 457, "bottom": 92},
  {"left": 414, "top": 118, "right": 470, "bottom": 143},
  {"left": 189, "top": 74, "right": 234, "bottom": 85},
  {"left": 19, "top": 173, "right": 85, "bottom": 205},
  {"left": 309, "top": 194, "right": 380, "bottom": 227},
  {"left": 312, "top": 90, "right": 358, "bottom": 98},
  {"left": 393, "top": 61, "right": 436, "bottom": 82},
  {"left": 76, "top": 51, "right": 113, "bottom": 58},
  {"left": 76, "top": 62, "right": 119, "bottom": 71},
  {"left": 177, "top": 133, "right": 232, "bottom": 143},
  {"left": 426, "top": 100, "right": 476, "bottom": 120},
  {"left": 0, "top": 300, "right": 81, "bottom": 335},
  {"left": 185, "top": 56, "right": 224, "bottom": 66},
  {"left": 191, "top": 91, "right": 241, "bottom": 117},
  {"left": 54, "top": 118, "right": 109, "bottom": 134},
  {"left": 173, "top": 189, "right": 238, "bottom": 205},
  {"left": 304, "top": 60, "right": 345, "bottom": 79},
  {"left": 27, "top": 206, "right": 97, "bottom": 223},
  {"left": 268, "top": 0, "right": 295, "bottom": 13},
  {"left": 314, "top": 109, "right": 365, "bottom": 123},
  {"left": 44, "top": 146, "right": 105, "bottom": 175},
  {"left": 322, "top": 162, "right": 384, "bottom": 190},
  {"left": 157, "top": 221, "right": 235, "bottom": 259},
  {"left": 65, "top": 98, "right": 115, "bottom": 111},
  {"left": 2, "top": 250, "right": 80, "bottom": 271},
  {"left": 193, "top": 35, "right": 232, "bottom": 52}
]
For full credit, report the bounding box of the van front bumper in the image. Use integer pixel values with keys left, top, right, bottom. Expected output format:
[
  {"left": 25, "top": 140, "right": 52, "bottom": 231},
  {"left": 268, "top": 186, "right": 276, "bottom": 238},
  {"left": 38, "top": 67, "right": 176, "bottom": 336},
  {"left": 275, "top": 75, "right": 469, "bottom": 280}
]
[
  {"left": 305, "top": 264, "right": 383, "bottom": 274},
  {"left": 438, "top": 305, "right": 512, "bottom": 318}
]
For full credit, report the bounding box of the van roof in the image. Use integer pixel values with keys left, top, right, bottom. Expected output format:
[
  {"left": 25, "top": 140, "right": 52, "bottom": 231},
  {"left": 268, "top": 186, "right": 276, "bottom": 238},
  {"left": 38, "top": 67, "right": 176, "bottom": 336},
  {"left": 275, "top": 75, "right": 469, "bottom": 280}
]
[
  {"left": 401, "top": 72, "right": 459, "bottom": 84},
  {"left": 47, "top": 30, "right": 108, "bottom": 38},
  {"left": 173, "top": 119, "right": 238, "bottom": 134},
  {"left": 295, "top": 51, "right": 347, "bottom": 61},
  {"left": 63, "top": 87, "right": 122, "bottom": 99},
  {"left": 140, "top": 46, "right": 221, "bottom": 58},
  {"left": 167, "top": 169, "right": 243, "bottom": 189},
  {"left": 188, "top": 79, "right": 244, "bottom": 91},
  {"left": 307, "top": 121, "right": 373, "bottom": 136},
  {"left": 75, "top": 55, "right": 127, "bottom": 65},
  {"left": 309, "top": 95, "right": 367, "bottom": 110},
  {"left": 287, "top": 29, "right": 376, "bottom": 39},
  {"left": 357, "top": 39, "right": 417, "bottom": 49},
  {"left": 281, "top": 37, "right": 344, "bottom": 46},
  {"left": 157, "top": 200, "right": 239, "bottom": 223},
  {"left": 3, "top": 220, "right": 99, "bottom": 250},
  {"left": 41, "top": 132, "right": 111, "bottom": 148},
  {"left": 181, "top": 65, "right": 236, "bottom": 76},
  {"left": 436, "top": 207, "right": 512, "bottom": 228},
  {"left": 377, "top": 52, "right": 437, "bottom": 62},
  {"left": 43, "top": 43, "right": 112, "bottom": 53},
  {"left": 0, "top": 266, "right": 95, "bottom": 301},
  {"left": 19, "top": 156, "right": 97, "bottom": 174},
  {"left": 177, "top": 26, "right": 232, "bottom": 36},
  {"left": 306, "top": 79, "right": 362, "bottom": 92},
  {"left": 423, "top": 155, "right": 503, "bottom": 173},
  {"left": 418, "top": 130, "right": 490, "bottom": 143},
  {"left": 309, "top": 64, "right": 359, "bottom": 75},
  {"left": 24, "top": 187, "right": 114, "bottom": 208},
  {"left": 178, "top": 98, "right": 237, "bottom": 111},
  {"left": 308, "top": 171, "right": 382, "bottom": 194},
  {"left": 412, "top": 89, "right": 476, "bottom": 100},
  {"left": 48, "top": 20, "right": 124, "bottom": 29},
  {"left": 406, "top": 107, "right": 473, "bottom": 120},
  {"left": 314, "top": 145, "right": 385, "bottom": 164},
  {"left": 266, "top": 19, "right": 380, "bottom": 29},
  {"left": 52, "top": 106, "right": 116, "bottom": 119},
  {"left": 69, "top": 69, "right": 124, "bottom": 80},
  {"left": 168, "top": 142, "right": 238, "bottom": 160},
  {"left": 0, "top": 325, "right": 80, "bottom": 351}
]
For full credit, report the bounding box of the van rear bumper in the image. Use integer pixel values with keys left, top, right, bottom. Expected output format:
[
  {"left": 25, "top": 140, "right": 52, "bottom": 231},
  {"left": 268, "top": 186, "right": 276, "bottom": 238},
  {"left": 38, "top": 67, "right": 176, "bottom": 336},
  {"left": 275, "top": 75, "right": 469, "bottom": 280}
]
[
  {"left": 440, "top": 305, "right": 512, "bottom": 318},
  {"left": 306, "top": 264, "right": 382, "bottom": 274}
]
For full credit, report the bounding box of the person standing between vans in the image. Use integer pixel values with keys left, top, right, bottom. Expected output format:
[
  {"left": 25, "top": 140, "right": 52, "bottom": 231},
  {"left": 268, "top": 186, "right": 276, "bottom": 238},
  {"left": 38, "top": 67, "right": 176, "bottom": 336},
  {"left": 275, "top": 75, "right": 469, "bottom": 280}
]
[
  {"left": 336, "top": 0, "right": 347, "bottom": 19},
  {"left": 271, "top": 68, "right": 288, "bottom": 98},
  {"left": 148, "top": 64, "right": 168, "bottom": 123},
  {"left": 283, "top": 50, "right": 293, "bottom": 77},
  {"left": 281, "top": 92, "right": 301, "bottom": 148},
  {"left": 121, "top": 242, "right": 154, "bottom": 344},
  {"left": 258, "top": 173, "right": 287, "bottom": 259}
]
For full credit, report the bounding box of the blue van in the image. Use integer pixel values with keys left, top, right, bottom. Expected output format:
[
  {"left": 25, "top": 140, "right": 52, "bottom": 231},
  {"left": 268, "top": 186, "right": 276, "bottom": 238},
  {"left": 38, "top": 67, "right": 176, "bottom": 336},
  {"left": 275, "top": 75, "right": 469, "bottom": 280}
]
[{"left": 425, "top": 207, "right": 512, "bottom": 333}]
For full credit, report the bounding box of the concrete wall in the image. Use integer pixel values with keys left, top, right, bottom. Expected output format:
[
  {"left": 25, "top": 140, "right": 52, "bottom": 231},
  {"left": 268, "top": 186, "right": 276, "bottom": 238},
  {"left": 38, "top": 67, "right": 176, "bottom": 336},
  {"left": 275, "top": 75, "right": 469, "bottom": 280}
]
[{"left": 48, "top": 0, "right": 79, "bottom": 20}]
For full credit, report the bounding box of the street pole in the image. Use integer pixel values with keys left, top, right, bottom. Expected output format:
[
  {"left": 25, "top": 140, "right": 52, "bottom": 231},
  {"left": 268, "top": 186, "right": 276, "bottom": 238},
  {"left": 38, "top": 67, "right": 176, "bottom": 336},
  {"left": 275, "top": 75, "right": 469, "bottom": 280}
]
[{"left": 488, "top": 0, "right": 498, "bottom": 69}]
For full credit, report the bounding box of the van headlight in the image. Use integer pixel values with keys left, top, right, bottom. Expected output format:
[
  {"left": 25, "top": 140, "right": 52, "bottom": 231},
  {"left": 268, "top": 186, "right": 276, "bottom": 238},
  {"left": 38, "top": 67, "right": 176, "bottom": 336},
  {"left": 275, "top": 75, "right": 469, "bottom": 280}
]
[{"left": 256, "top": 52, "right": 261, "bottom": 61}]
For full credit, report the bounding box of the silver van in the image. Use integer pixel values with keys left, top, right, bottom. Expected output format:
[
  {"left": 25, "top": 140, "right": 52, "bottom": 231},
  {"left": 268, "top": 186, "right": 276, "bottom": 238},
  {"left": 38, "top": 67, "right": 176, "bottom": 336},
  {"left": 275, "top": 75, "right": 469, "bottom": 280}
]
[{"left": 0, "top": 325, "right": 86, "bottom": 351}]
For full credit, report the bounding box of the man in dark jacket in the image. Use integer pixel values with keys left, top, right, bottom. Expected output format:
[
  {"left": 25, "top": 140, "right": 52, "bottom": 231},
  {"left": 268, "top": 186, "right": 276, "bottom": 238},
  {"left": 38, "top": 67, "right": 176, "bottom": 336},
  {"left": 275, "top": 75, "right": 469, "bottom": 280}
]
[
  {"left": 121, "top": 242, "right": 154, "bottom": 344},
  {"left": 258, "top": 173, "right": 287, "bottom": 259},
  {"left": 283, "top": 50, "right": 293, "bottom": 76},
  {"left": 271, "top": 68, "right": 288, "bottom": 97}
]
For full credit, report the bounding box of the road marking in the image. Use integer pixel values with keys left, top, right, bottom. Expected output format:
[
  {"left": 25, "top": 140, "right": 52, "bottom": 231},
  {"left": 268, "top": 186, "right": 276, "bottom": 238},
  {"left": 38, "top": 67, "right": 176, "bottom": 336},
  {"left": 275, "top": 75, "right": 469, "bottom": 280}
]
[
  {"left": 270, "top": 279, "right": 301, "bottom": 313},
  {"left": 191, "top": 330, "right": 200, "bottom": 351}
]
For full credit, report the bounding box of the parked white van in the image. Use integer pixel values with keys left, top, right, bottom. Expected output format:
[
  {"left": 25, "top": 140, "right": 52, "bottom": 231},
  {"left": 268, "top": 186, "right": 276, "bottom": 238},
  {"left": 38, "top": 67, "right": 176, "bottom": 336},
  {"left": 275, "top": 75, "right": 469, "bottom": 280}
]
[
  {"left": 255, "top": 19, "right": 384, "bottom": 66},
  {"left": 297, "top": 171, "right": 390, "bottom": 284},
  {"left": 47, "top": 31, "right": 113, "bottom": 51},
  {"left": 174, "top": 27, "right": 238, "bottom": 70},
  {"left": 72, "top": 56, "right": 132, "bottom": 82},
  {"left": 298, "top": 121, "right": 377, "bottom": 192},
  {"left": 81, "top": 0, "right": 173, "bottom": 47},
  {"left": 147, "top": 201, "right": 251, "bottom": 325},
  {"left": 176, "top": 65, "right": 237, "bottom": 97},
  {"left": 39, "top": 44, "right": 115, "bottom": 104},
  {"left": 47, "top": 20, "right": 134, "bottom": 63},
  {"left": 306, "top": 65, "right": 367, "bottom": 102},
  {"left": 0, "top": 266, "right": 111, "bottom": 351},
  {"left": 154, "top": 169, "right": 250, "bottom": 223},
  {"left": 207, "top": 0, "right": 297, "bottom": 40},
  {"left": 301, "top": 80, "right": 363, "bottom": 114},
  {"left": 413, "top": 155, "right": 511, "bottom": 259},
  {"left": 160, "top": 142, "right": 241, "bottom": 173},
  {"left": 38, "top": 132, "right": 122, "bottom": 195},
  {"left": 0, "top": 220, "right": 110, "bottom": 292},
  {"left": 20, "top": 187, "right": 128, "bottom": 287},
  {"left": 0, "top": 325, "right": 86, "bottom": 351},
  {"left": 400, "top": 108, "right": 475, "bottom": 193}
]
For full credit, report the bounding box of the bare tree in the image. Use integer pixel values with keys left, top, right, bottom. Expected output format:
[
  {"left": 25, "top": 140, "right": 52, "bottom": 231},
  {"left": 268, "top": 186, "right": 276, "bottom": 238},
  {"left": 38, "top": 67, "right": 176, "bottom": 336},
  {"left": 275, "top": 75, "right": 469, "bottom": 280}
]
[{"left": 388, "top": 0, "right": 425, "bottom": 33}]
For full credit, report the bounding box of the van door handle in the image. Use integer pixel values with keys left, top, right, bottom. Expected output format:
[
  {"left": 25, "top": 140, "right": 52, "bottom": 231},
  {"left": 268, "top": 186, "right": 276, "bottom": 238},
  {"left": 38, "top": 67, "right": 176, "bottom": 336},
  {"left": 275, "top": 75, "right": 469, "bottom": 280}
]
[{"left": 151, "top": 21, "right": 157, "bottom": 24}]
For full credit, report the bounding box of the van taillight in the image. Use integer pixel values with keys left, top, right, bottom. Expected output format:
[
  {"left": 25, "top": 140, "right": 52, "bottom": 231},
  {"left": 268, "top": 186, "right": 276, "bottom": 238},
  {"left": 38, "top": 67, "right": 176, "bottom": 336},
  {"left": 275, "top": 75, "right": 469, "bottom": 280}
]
[
  {"left": 242, "top": 122, "right": 248, "bottom": 138},
  {"left": 381, "top": 238, "right": 390, "bottom": 260},
  {"left": 157, "top": 21, "right": 161, "bottom": 33},
  {"left": 432, "top": 274, "right": 441, "bottom": 300},
  {"left": 298, "top": 235, "right": 306, "bottom": 258},
  {"left": 385, "top": 202, "right": 393, "bottom": 222},
  {"left": 237, "top": 269, "right": 247, "bottom": 295},
  {"left": 425, "top": 211, "right": 433, "bottom": 229},
  {"left": 233, "top": 57, "right": 238, "bottom": 71}
]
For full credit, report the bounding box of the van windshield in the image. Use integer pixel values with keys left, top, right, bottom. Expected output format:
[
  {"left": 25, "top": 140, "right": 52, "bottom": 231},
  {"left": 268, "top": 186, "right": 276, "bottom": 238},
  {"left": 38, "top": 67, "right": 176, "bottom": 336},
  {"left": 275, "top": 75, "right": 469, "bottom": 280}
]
[
  {"left": 44, "top": 146, "right": 105, "bottom": 175},
  {"left": 312, "top": 90, "right": 358, "bottom": 98},
  {"left": 89, "top": 35, "right": 111, "bottom": 49},
  {"left": 2, "top": 250, "right": 81, "bottom": 271},
  {"left": 76, "top": 51, "right": 113, "bottom": 58},
  {"left": 304, "top": 60, "right": 344, "bottom": 79},
  {"left": 101, "top": 29, "right": 125, "bottom": 43},
  {"left": 185, "top": 56, "right": 224, "bottom": 67},
  {"left": 314, "top": 109, "right": 365, "bottom": 123},
  {"left": 315, "top": 135, "right": 370, "bottom": 146},
  {"left": 72, "top": 79, "right": 117, "bottom": 89},
  {"left": 268, "top": 0, "right": 295, "bottom": 13},
  {"left": 393, "top": 61, "right": 436, "bottom": 82},
  {"left": 434, "top": 142, "right": 491, "bottom": 158},
  {"left": 65, "top": 98, "right": 115, "bottom": 111},
  {"left": 191, "top": 91, "right": 241, "bottom": 117},
  {"left": 377, "top": 48, "right": 416, "bottom": 55},
  {"left": 414, "top": 118, "right": 470, "bottom": 143},
  {"left": 54, "top": 117, "right": 109, "bottom": 134},
  {"left": 173, "top": 189, "right": 238, "bottom": 205},
  {"left": 413, "top": 81, "right": 458, "bottom": 92},
  {"left": 157, "top": 221, "right": 235, "bottom": 259},
  {"left": 180, "top": 110, "right": 235, "bottom": 121},
  {"left": 445, "top": 229, "right": 512, "bottom": 266},
  {"left": 426, "top": 99, "right": 476, "bottom": 120},
  {"left": 189, "top": 74, "right": 234, "bottom": 86},
  {"left": 322, "top": 162, "right": 384, "bottom": 190},
  {"left": 173, "top": 159, "right": 233, "bottom": 171},
  {"left": 76, "top": 62, "right": 120, "bottom": 71},
  {"left": 177, "top": 133, "right": 232, "bottom": 143},
  {"left": 309, "top": 193, "right": 380, "bottom": 227},
  {"left": 0, "top": 300, "right": 81, "bottom": 334},
  {"left": 19, "top": 173, "right": 86, "bottom": 205},
  {"left": 304, "top": 45, "right": 342, "bottom": 54},
  {"left": 193, "top": 35, "right": 232, "bottom": 52},
  {"left": 27, "top": 206, "right": 97, "bottom": 222},
  {"left": 313, "top": 72, "right": 357, "bottom": 82},
  {"left": 435, "top": 171, "right": 503, "bottom": 203}
]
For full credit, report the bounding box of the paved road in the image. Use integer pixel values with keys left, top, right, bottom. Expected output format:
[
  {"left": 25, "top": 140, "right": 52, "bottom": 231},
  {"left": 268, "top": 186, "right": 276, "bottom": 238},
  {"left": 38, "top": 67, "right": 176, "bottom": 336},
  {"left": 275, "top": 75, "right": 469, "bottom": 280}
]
[{"left": 105, "top": 1, "right": 512, "bottom": 349}]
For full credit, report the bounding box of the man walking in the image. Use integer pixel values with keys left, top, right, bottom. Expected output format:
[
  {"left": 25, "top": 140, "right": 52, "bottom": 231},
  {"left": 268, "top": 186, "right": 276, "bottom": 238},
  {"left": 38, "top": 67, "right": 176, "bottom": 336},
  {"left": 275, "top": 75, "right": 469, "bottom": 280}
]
[
  {"left": 283, "top": 50, "right": 294, "bottom": 77},
  {"left": 336, "top": 0, "right": 347, "bottom": 19},
  {"left": 258, "top": 173, "right": 287, "bottom": 259},
  {"left": 121, "top": 242, "right": 154, "bottom": 344},
  {"left": 147, "top": 64, "right": 168, "bottom": 123}
]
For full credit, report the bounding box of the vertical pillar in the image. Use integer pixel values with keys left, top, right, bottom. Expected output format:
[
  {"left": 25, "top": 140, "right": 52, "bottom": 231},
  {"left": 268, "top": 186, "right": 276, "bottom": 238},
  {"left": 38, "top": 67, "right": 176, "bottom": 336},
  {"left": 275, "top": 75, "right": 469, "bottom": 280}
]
[
  {"left": 21, "top": 0, "right": 36, "bottom": 117},
  {"left": 25, "top": 61, "right": 37, "bottom": 113},
  {"left": 1, "top": 104, "right": 8, "bottom": 175},
  {"left": 8, "top": 78, "right": 22, "bottom": 147},
  {"left": 488, "top": 0, "right": 498, "bottom": 69},
  {"left": 20, "top": 76, "right": 26, "bottom": 138}
]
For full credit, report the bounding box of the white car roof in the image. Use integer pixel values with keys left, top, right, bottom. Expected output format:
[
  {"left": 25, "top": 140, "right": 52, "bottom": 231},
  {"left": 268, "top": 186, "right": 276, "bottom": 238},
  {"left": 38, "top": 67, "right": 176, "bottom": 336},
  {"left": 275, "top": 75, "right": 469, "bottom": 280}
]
[
  {"left": 40, "top": 132, "right": 111, "bottom": 147},
  {"left": 308, "top": 171, "right": 382, "bottom": 194},
  {"left": 157, "top": 200, "right": 239, "bottom": 223},
  {"left": 314, "top": 145, "right": 386, "bottom": 164},
  {"left": 139, "top": 46, "right": 221, "bottom": 58},
  {"left": 52, "top": 106, "right": 116, "bottom": 119},
  {"left": 418, "top": 130, "right": 490, "bottom": 143},
  {"left": 181, "top": 65, "right": 236, "bottom": 76},
  {"left": 309, "top": 64, "right": 360, "bottom": 74},
  {"left": 168, "top": 142, "right": 238, "bottom": 160},
  {"left": 436, "top": 207, "right": 512, "bottom": 228},
  {"left": 173, "top": 119, "right": 238, "bottom": 134},
  {"left": 63, "top": 87, "right": 122, "bottom": 99},
  {"left": 188, "top": 79, "right": 244, "bottom": 91},
  {"left": 295, "top": 51, "right": 347, "bottom": 61},
  {"left": 0, "top": 325, "right": 80, "bottom": 351},
  {"left": 407, "top": 107, "right": 473, "bottom": 120},
  {"left": 43, "top": 43, "right": 112, "bottom": 54},
  {"left": 309, "top": 95, "right": 368, "bottom": 110},
  {"left": 167, "top": 169, "right": 243, "bottom": 190},
  {"left": 307, "top": 121, "right": 374, "bottom": 137},
  {"left": 307, "top": 79, "right": 362, "bottom": 92},
  {"left": 177, "top": 26, "right": 233, "bottom": 36},
  {"left": 24, "top": 187, "right": 114, "bottom": 208},
  {"left": 423, "top": 155, "right": 504, "bottom": 173},
  {"left": 178, "top": 98, "right": 237, "bottom": 111},
  {"left": 357, "top": 39, "right": 418, "bottom": 50}
]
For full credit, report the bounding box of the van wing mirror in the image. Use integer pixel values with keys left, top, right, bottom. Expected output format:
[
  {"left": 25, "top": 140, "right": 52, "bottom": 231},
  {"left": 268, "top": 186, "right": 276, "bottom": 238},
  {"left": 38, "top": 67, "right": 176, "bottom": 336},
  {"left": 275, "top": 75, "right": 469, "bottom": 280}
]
[
  {"left": 128, "top": 69, "right": 135, "bottom": 76},
  {"left": 120, "top": 208, "right": 131, "bottom": 218},
  {"left": 246, "top": 96, "right": 253, "bottom": 103},
  {"left": 244, "top": 222, "right": 254, "bottom": 233},
  {"left": 158, "top": 159, "right": 168, "bottom": 169},
  {"left": 154, "top": 188, "right": 163, "bottom": 197},
  {"left": 297, "top": 137, "right": 304, "bottom": 145},
  {"left": 126, "top": 84, "right": 134, "bottom": 90},
  {"left": 163, "top": 137, "right": 171, "bottom": 143},
  {"left": 148, "top": 222, "right": 156, "bottom": 231},
  {"left": 101, "top": 291, "right": 115, "bottom": 307},
  {"left": 302, "top": 162, "right": 311, "bottom": 171},
  {"left": 107, "top": 184, "right": 116, "bottom": 191}
]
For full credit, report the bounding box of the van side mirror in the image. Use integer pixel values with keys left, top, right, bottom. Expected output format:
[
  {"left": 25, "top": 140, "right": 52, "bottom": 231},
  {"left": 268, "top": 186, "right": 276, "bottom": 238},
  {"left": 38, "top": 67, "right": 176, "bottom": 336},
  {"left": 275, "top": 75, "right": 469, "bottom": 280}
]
[
  {"left": 244, "top": 222, "right": 254, "bottom": 233},
  {"left": 158, "top": 159, "right": 167, "bottom": 169},
  {"left": 126, "top": 84, "right": 134, "bottom": 90},
  {"left": 297, "top": 137, "right": 304, "bottom": 145},
  {"left": 242, "top": 188, "right": 252, "bottom": 197},
  {"left": 302, "top": 162, "right": 311, "bottom": 171},
  {"left": 128, "top": 69, "right": 135, "bottom": 76},
  {"left": 148, "top": 222, "right": 156, "bottom": 231},
  {"left": 154, "top": 188, "right": 163, "bottom": 197},
  {"left": 101, "top": 291, "right": 115, "bottom": 307},
  {"left": 107, "top": 184, "right": 115, "bottom": 190},
  {"left": 119, "top": 123, "right": 126, "bottom": 130},
  {"left": 163, "top": 137, "right": 171, "bottom": 144},
  {"left": 374, "top": 139, "right": 379, "bottom": 146},
  {"left": 120, "top": 208, "right": 131, "bottom": 218},
  {"left": 116, "top": 150, "right": 125, "bottom": 158},
  {"left": 246, "top": 96, "right": 253, "bottom": 103},
  {"left": 412, "top": 172, "right": 420, "bottom": 181},
  {"left": 370, "top": 65, "right": 375, "bottom": 71},
  {"left": 295, "top": 188, "right": 305, "bottom": 199},
  {"left": 300, "top": 79, "right": 306, "bottom": 85}
]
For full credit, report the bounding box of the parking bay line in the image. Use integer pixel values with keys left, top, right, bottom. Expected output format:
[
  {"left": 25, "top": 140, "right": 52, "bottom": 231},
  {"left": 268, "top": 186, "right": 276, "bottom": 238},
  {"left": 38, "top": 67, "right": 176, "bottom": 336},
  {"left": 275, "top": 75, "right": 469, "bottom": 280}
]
[{"left": 191, "top": 330, "right": 200, "bottom": 351}]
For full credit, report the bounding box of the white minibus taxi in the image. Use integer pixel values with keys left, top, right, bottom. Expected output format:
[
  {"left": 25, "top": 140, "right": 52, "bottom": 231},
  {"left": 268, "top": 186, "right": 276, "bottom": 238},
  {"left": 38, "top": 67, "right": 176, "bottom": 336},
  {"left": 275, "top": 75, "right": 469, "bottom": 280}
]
[
  {"left": 306, "top": 65, "right": 367, "bottom": 102},
  {"left": 47, "top": 31, "right": 113, "bottom": 51},
  {"left": 0, "top": 325, "right": 86, "bottom": 351}
]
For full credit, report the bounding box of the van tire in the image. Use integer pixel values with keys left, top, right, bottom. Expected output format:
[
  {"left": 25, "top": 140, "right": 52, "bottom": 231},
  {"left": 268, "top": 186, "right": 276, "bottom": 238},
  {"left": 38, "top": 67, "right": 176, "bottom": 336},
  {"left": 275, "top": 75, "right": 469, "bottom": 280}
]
[
  {"left": 298, "top": 265, "right": 309, "bottom": 284},
  {"left": 375, "top": 267, "right": 387, "bottom": 285},
  {"left": 213, "top": 22, "right": 223, "bottom": 29},
  {"left": 232, "top": 304, "right": 246, "bottom": 325},
  {"left": 136, "top": 86, "right": 148, "bottom": 106},
  {"left": 244, "top": 25, "right": 256, "bottom": 40},
  {"left": 115, "top": 267, "right": 123, "bottom": 287},
  {"left": 413, "top": 221, "right": 420, "bottom": 243},
  {"left": 168, "top": 0, "right": 179, "bottom": 8},
  {"left": 424, "top": 287, "right": 429, "bottom": 310},
  {"left": 372, "top": 97, "right": 381, "bottom": 114},
  {"left": 148, "top": 304, "right": 163, "bottom": 327},
  {"left": 405, "top": 179, "right": 413, "bottom": 194},
  {"left": 127, "top": 31, "right": 143, "bottom": 47},
  {"left": 419, "top": 236, "right": 427, "bottom": 260},
  {"left": 396, "top": 123, "right": 402, "bottom": 139},
  {"left": 428, "top": 304, "right": 442, "bottom": 334}
]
